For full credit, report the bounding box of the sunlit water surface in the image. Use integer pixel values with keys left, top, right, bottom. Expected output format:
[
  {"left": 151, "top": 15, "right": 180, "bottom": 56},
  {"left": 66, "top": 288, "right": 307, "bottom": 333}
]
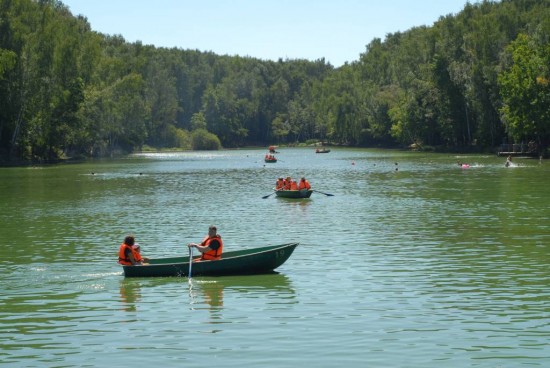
[{"left": 0, "top": 148, "right": 548, "bottom": 367}]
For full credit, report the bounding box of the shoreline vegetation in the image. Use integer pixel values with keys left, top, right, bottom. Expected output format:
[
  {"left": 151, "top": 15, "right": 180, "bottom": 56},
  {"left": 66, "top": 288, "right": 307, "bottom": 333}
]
[{"left": 1, "top": 0, "right": 548, "bottom": 165}]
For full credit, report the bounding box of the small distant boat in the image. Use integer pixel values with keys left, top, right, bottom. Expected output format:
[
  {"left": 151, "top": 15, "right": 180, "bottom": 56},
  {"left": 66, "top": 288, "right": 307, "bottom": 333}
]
[
  {"left": 122, "top": 243, "right": 299, "bottom": 277},
  {"left": 315, "top": 148, "right": 330, "bottom": 153},
  {"left": 268, "top": 145, "right": 279, "bottom": 153},
  {"left": 275, "top": 189, "right": 313, "bottom": 198}
]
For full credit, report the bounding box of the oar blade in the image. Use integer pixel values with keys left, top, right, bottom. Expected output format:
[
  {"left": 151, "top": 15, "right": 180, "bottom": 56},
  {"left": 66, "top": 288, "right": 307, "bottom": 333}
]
[
  {"left": 313, "top": 190, "right": 334, "bottom": 197},
  {"left": 262, "top": 190, "right": 278, "bottom": 199}
]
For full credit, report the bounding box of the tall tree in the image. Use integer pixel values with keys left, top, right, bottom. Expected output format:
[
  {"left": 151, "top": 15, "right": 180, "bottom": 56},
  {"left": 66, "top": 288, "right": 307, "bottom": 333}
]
[{"left": 498, "top": 33, "right": 550, "bottom": 149}]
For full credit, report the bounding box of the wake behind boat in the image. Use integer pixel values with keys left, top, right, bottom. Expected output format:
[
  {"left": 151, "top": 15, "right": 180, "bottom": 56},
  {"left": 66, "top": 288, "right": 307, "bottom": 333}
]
[{"left": 121, "top": 242, "right": 299, "bottom": 277}]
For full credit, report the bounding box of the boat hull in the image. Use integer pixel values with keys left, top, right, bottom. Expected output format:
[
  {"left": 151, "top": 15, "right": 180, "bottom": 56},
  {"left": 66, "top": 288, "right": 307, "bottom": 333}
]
[
  {"left": 122, "top": 243, "right": 299, "bottom": 277},
  {"left": 275, "top": 189, "right": 312, "bottom": 198}
]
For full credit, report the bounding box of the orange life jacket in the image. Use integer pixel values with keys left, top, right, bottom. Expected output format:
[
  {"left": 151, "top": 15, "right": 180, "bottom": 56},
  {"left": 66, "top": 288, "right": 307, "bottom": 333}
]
[
  {"left": 299, "top": 180, "right": 311, "bottom": 190},
  {"left": 132, "top": 246, "right": 143, "bottom": 263},
  {"left": 284, "top": 180, "right": 291, "bottom": 190},
  {"left": 276, "top": 179, "right": 284, "bottom": 189},
  {"left": 290, "top": 181, "right": 298, "bottom": 190},
  {"left": 118, "top": 243, "right": 134, "bottom": 265},
  {"left": 200, "top": 235, "right": 223, "bottom": 261}
]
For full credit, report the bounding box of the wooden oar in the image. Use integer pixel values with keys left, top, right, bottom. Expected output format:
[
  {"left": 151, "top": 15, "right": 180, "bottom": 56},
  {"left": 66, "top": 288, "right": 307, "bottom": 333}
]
[
  {"left": 262, "top": 191, "right": 277, "bottom": 199},
  {"left": 262, "top": 188, "right": 283, "bottom": 199},
  {"left": 313, "top": 189, "right": 334, "bottom": 197}
]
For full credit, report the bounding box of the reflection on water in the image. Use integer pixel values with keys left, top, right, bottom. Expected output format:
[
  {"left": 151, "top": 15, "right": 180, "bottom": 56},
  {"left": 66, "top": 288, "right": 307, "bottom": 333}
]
[
  {"left": 119, "top": 279, "right": 142, "bottom": 312},
  {"left": 119, "top": 273, "right": 295, "bottom": 330},
  {"left": 188, "top": 280, "right": 224, "bottom": 330},
  {"left": 275, "top": 197, "right": 313, "bottom": 211}
]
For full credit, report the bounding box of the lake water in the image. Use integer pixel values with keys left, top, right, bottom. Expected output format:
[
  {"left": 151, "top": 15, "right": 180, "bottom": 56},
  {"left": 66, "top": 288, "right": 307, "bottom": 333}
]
[{"left": 0, "top": 148, "right": 548, "bottom": 367}]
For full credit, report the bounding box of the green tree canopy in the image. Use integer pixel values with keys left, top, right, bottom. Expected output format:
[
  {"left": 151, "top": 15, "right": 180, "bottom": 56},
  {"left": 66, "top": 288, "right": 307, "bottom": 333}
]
[{"left": 498, "top": 33, "right": 550, "bottom": 147}]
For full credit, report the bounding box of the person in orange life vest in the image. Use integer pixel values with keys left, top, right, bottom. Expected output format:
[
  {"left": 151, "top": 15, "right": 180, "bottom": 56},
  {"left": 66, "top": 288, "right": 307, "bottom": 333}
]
[
  {"left": 298, "top": 177, "right": 311, "bottom": 190},
  {"left": 289, "top": 180, "right": 299, "bottom": 190},
  {"left": 283, "top": 176, "right": 292, "bottom": 190},
  {"left": 132, "top": 243, "right": 149, "bottom": 264},
  {"left": 275, "top": 177, "right": 285, "bottom": 190},
  {"left": 188, "top": 225, "right": 223, "bottom": 261},
  {"left": 118, "top": 235, "right": 148, "bottom": 265}
]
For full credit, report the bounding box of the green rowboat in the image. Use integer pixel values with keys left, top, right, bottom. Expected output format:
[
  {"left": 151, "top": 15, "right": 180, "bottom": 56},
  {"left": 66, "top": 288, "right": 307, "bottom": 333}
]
[
  {"left": 122, "top": 242, "right": 299, "bottom": 277},
  {"left": 275, "top": 189, "right": 313, "bottom": 198}
]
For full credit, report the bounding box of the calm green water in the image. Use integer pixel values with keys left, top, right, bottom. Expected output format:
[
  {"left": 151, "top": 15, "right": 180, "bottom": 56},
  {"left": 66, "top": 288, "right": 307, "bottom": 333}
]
[{"left": 0, "top": 148, "right": 548, "bottom": 367}]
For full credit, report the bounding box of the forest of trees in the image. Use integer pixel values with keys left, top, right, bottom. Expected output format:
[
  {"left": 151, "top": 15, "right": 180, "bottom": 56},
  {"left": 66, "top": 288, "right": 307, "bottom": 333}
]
[{"left": 0, "top": 0, "right": 549, "bottom": 163}]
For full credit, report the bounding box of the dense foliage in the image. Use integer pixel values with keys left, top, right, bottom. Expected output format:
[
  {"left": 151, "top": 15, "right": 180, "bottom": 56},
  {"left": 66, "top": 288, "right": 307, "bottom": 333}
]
[{"left": 0, "top": 0, "right": 548, "bottom": 162}]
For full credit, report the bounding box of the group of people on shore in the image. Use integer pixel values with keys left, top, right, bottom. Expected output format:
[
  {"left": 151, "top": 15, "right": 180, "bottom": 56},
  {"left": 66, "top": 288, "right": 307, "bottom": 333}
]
[
  {"left": 118, "top": 225, "right": 223, "bottom": 266},
  {"left": 275, "top": 176, "right": 311, "bottom": 191}
]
